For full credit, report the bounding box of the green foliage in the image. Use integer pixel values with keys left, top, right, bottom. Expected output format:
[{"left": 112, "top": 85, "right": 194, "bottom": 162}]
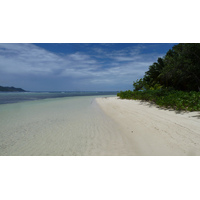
[
  {"left": 133, "top": 79, "right": 145, "bottom": 91},
  {"left": 159, "top": 43, "right": 200, "bottom": 91},
  {"left": 117, "top": 90, "right": 200, "bottom": 111},
  {"left": 143, "top": 57, "right": 165, "bottom": 89},
  {"left": 140, "top": 43, "right": 200, "bottom": 92},
  {"left": 121, "top": 43, "right": 200, "bottom": 112},
  {"left": 117, "top": 90, "right": 134, "bottom": 99}
]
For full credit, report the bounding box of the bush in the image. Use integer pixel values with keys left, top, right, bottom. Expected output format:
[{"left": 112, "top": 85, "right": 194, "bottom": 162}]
[{"left": 117, "top": 90, "right": 200, "bottom": 111}]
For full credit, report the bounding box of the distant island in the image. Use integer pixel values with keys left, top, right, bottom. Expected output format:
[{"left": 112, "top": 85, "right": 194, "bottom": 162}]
[{"left": 0, "top": 86, "right": 26, "bottom": 92}]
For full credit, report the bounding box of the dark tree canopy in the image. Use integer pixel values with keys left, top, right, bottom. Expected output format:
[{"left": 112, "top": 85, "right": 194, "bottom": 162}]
[{"left": 133, "top": 43, "right": 200, "bottom": 92}]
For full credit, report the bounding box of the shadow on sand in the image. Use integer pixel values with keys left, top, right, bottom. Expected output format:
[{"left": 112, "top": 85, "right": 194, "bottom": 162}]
[{"left": 135, "top": 100, "right": 200, "bottom": 119}]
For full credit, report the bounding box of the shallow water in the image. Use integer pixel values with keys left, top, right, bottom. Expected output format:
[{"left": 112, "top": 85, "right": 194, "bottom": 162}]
[
  {"left": 0, "top": 95, "right": 135, "bottom": 156},
  {"left": 0, "top": 91, "right": 118, "bottom": 104}
]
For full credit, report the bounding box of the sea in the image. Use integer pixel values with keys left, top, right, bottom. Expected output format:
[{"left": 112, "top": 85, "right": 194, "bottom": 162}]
[
  {"left": 0, "top": 91, "right": 132, "bottom": 156},
  {"left": 0, "top": 91, "right": 118, "bottom": 104}
]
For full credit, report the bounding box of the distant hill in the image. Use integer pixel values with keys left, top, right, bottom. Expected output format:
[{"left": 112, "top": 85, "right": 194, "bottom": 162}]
[{"left": 0, "top": 86, "right": 26, "bottom": 92}]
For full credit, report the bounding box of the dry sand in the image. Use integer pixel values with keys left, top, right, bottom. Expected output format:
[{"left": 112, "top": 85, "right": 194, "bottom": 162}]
[{"left": 96, "top": 97, "right": 200, "bottom": 156}]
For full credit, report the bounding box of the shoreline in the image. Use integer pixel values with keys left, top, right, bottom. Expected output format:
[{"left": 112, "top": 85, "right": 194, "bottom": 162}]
[
  {"left": 0, "top": 95, "right": 136, "bottom": 156},
  {"left": 96, "top": 97, "right": 200, "bottom": 156},
  {"left": 1, "top": 95, "right": 200, "bottom": 156}
]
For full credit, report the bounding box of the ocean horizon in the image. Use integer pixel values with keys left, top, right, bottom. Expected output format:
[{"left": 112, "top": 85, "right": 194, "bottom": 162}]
[{"left": 0, "top": 91, "right": 118, "bottom": 104}]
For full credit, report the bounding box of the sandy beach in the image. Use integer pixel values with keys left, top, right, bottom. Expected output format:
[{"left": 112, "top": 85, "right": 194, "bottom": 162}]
[
  {"left": 96, "top": 97, "right": 200, "bottom": 156},
  {"left": 1, "top": 95, "right": 200, "bottom": 156}
]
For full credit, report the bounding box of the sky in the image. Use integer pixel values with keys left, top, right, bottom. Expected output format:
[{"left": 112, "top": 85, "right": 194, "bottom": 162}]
[{"left": 0, "top": 43, "right": 177, "bottom": 91}]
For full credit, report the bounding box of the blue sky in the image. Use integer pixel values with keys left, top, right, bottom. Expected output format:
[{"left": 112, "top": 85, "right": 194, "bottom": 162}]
[{"left": 0, "top": 43, "right": 176, "bottom": 91}]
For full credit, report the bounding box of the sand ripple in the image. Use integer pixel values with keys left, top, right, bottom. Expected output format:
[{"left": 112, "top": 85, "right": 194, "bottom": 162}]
[{"left": 0, "top": 96, "right": 136, "bottom": 156}]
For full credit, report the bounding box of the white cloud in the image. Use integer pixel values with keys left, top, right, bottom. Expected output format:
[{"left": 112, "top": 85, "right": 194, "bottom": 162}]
[
  {"left": 0, "top": 43, "right": 165, "bottom": 91},
  {"left": 0, "top": 43, "right": 63, "bottom": 75}
]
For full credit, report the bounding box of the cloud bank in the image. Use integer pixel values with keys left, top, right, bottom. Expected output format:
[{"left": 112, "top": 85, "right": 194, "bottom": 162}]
[{"left": 0, "top": 43, "right": 167, "bottom": 91}]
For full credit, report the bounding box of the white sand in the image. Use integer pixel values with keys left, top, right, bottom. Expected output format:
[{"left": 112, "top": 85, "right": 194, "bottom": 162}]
[
  {"left": 96, "top": 97, "right": 200, "bottom": 156},
  {"left": 1, "top": 95, "right": 200, "bottom": 156}
]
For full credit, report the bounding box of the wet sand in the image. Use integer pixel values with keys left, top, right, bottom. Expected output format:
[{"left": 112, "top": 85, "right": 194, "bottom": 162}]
[{"left": 96, "top": 97, "right": 200, "bottom": 156}]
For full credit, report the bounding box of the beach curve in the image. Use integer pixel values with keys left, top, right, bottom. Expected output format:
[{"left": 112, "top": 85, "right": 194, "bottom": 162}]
[{"left": 95, "top": 97, "right": 200, "bottom": 156}]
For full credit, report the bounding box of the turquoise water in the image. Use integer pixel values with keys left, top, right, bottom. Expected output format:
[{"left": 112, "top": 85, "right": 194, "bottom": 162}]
[
  {"left": 0, "top": 91, "right": 118, "bottom": 104},
  {"left": 0, "top": 95, "right": 135, "bottom": 155}
]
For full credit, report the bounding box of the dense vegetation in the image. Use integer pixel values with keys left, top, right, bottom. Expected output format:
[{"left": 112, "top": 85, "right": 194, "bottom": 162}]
[
  {"left": 0, "top": 86, "right": 25, "bottom": 92},
  {"left": 117, "top": 43, "right": 200, "bottom": 111},
  {"left": 117, "top": 90, "right": 200, "bottom": 111}
]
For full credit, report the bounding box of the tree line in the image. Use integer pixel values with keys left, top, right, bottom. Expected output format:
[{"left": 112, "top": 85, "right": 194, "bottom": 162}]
[
  {"left": 117, "top": 43, "right": 200, "bottom": 111},
  {"left": 133, "top": 43, "right": 200, "bottom": 92}
]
